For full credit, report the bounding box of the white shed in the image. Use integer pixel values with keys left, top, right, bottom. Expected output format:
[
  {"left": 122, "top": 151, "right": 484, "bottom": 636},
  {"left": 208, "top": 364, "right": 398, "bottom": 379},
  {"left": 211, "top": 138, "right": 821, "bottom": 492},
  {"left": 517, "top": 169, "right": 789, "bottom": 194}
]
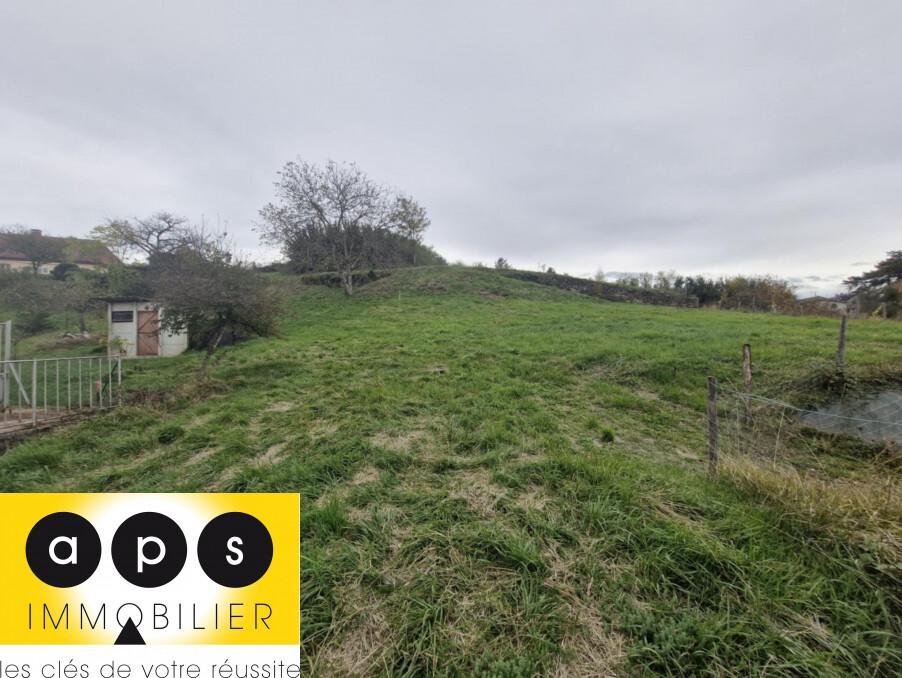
[{"left": 105, "top": 298, "right": 188, "bottom": 358}]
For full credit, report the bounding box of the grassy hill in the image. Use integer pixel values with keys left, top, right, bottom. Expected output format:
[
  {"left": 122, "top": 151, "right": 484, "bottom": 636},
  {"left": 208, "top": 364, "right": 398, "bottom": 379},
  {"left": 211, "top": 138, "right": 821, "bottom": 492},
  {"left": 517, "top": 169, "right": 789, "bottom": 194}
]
[{"left": 1, "top": 266, "right": 900, "bottom": 675}]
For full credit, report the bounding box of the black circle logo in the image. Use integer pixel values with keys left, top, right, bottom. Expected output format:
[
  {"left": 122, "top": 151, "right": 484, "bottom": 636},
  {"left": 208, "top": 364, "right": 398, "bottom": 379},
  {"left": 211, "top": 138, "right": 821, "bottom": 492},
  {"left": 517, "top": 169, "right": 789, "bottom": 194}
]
[
  {"left": 112, "top": 512, "right": 187, "bottom": 588},
  {"left": 25, "top": 512, "right": 102, "bottom": 588},
  {"left": 198, "top": 512, "right": 273, "bottom": 588}
]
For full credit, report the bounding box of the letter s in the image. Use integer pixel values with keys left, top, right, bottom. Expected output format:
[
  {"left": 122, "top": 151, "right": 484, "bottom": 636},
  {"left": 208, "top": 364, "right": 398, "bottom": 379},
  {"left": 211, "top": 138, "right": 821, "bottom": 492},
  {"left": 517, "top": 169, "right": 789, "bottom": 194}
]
[{"left": 226, "top": 537, "right": 244, "bottom": 565}]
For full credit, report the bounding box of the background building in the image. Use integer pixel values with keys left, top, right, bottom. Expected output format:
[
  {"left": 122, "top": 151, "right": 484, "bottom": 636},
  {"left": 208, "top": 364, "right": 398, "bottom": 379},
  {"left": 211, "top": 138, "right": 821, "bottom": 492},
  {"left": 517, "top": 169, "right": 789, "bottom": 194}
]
[{"left": 0, "top": 229, "right": 119, "bottom": 274}]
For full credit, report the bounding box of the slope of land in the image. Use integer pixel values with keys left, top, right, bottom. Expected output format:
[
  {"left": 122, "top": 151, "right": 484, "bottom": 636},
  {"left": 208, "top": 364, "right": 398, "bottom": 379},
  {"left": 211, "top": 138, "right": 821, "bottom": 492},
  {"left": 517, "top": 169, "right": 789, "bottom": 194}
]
[{"left": 1, "top": 267, "right": 900, "bottom": 676}]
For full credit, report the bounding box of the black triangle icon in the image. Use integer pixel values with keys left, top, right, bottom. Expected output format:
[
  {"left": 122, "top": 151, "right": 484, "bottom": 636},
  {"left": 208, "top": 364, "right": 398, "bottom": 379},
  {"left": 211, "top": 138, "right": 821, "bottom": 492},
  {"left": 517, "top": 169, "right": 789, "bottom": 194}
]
[{"left": 114, "top": 618, "right": 146, "bottom": 645}]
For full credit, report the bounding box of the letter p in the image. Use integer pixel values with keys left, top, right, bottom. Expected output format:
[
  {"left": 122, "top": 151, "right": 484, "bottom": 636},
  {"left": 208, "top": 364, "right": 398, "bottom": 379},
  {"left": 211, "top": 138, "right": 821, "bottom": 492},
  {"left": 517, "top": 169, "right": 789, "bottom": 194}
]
[{"left": 137, "top": 536, "right": 166, "bottom": 573}]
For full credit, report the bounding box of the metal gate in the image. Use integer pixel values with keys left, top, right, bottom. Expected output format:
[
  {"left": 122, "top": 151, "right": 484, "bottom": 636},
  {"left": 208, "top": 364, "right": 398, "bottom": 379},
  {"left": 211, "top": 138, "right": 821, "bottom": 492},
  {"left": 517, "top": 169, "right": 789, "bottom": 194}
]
[
  {"left": 1, "top": 321, "right": 125, "bottom": 429},
  {"left": 0, "top": 320, "right": 11, "bottom": 409}
]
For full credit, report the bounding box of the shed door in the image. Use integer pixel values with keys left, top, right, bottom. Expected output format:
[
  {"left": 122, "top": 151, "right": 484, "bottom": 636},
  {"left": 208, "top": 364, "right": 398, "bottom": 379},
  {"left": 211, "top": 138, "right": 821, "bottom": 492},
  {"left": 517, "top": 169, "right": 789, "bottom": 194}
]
[{"left": 137, "top": 310, "right": 160, "bottom": 356}]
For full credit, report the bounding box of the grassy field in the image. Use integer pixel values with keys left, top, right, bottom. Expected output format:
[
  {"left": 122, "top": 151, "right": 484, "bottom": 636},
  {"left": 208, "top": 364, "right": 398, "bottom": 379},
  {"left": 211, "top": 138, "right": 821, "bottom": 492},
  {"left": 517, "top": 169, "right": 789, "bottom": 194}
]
[{"left": 1, "top": 267, "right": 900, "bottom": 676}]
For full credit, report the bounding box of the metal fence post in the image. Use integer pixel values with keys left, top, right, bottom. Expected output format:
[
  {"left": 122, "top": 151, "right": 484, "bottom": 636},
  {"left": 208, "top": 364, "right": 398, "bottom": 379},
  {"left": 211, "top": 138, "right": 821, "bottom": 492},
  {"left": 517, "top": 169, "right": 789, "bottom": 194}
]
[
  {"left": 742, "top": 344, "right": 752, "bottom": 428},
  {"left": 1, "top": 320, "right": 11, "bottom": 410},
  {"left": 31, "top": 358, "right": 37, "bottom": 425},
  {"left": 707, "top": 376, "right": 719, "bottom": 476}
]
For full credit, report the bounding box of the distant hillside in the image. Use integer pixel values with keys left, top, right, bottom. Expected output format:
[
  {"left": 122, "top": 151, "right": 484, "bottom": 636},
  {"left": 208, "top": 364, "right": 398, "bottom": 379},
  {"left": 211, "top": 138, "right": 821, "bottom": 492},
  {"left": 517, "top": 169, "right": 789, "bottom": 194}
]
[{"left": 299, "top": 265, "right": 699, "bottom": 307}]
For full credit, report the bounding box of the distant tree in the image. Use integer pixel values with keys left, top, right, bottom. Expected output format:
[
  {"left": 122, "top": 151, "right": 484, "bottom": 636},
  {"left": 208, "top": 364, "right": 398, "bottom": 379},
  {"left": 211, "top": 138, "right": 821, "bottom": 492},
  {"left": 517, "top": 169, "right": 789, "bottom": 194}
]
[
  {"left": 148, "top": 228, "right": 282, "bottom": 374},
  {"left": 60, "top": 270, "right": 103, "bottom": 333},
  {"left": 0, "top": 227, "right": 64, "bottom": 275},
  {"left": 51, "top": 262, "right": 80, "bottom": 281},
  {"left": 681, "top": 275, "right": 725, "bottom": 306},
  {"left": 638, "top": 272, "right": 653, "bottom": 289},
  {"left": 617, "top": 274, "right": 639, "bottom": 287},
  {"left": 0, "top": 272, "right": 60, "bottom": 334},
  {"left": 91, "top": 212, "right": 189, "bottom": 261},
  {"left": 495, "top": 257, "right": 512, "bottom": 270},
  {"left": 259, "top": 159, "right": 432, "bottom": 295},
  {"left": 654, "top": 270, "right": 677, "bottom": 290},
  {"left": 720, "top": 276, "right": 796, "bottom": 312},
  {"left": 593, "top": 268, "right": 605, "bottom": 283},
  {"left": 390, "top": 195, "right": 431, "bottom": 265},
  {"left": 845, "top": 251, "right": 902, "bottom": 290},
  {"left": 546, "top": 266, "right": 556, "bottom": 275},
  {"left": 846, "top": 251, "right": 902, "bottom": 318}
]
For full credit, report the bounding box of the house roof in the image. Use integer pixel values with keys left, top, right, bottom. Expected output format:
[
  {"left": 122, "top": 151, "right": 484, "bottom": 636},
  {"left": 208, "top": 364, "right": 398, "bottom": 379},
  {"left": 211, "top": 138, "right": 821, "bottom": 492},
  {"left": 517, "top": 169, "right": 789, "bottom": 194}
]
[
  {"left": 96, "top": 296, "right": 154, "bottom": 303},
  {"left": 0, "top": 231, "right": 120, "bottom": 267}
]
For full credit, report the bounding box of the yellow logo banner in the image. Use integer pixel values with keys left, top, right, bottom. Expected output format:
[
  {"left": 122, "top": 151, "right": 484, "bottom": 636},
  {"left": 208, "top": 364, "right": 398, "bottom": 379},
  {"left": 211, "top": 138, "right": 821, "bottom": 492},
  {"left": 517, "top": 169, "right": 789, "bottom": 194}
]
[{"left": 0, "top": 493, "right": 300, "bottom": 646}]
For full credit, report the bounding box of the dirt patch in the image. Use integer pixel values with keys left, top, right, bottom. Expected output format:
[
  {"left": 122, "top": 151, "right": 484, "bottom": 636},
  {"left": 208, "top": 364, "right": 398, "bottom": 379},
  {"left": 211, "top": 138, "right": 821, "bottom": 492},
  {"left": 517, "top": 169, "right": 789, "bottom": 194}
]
[
  {"left": 266, "top": 401, "right": 295, "bottom": 413},
  {"left": 382, "top": 541, "right": 444, "bottom": 588},
  {"left": 208, "top": 467, "right": 238, "bottom": 491},
  {"left": 477, "top": 289, "right": 508, "bottom": 300},
  {"left": 184, "top": 447, "right": 219, "bottom": 467},
  {"left": 545, "top": 544, "right": 627, "bottom": 677},
  {"left": 251, "top": 442, "right": 289, "bottom": 468},
  {"left": 315, "top": 466, "right": 382, "bottom": 508},
  {"left": 417, "top": 281, "right": 447, "bottom": 293},
  {"left": 311, "top": 420, "right": 340, "bottom": 437},
  {"left": 347, "top": 505, "right": 374, "bottom": 523},
  {"left": 551, "top": 604, "right": 626, "bottom": 677},
  {"left": 315, "top": 589, "right": 391, "bottom": 676},
  {"left": 350, "top": 466, "right": 380, "bottom": 485},
  {"left": 514, "top": 485, "right": 553, "bottom": 511},
  {"left": 371, "top": 428, "right": 429, "bottom": 453},
  {"left": 64, "top": 446, "right": 171, "bottom": 491},
  {"left": 187, "top": 413, "right": 216, "bottom": 430},
  {"left": 449, "top": 468, "right": 506, "bottom": 515}
]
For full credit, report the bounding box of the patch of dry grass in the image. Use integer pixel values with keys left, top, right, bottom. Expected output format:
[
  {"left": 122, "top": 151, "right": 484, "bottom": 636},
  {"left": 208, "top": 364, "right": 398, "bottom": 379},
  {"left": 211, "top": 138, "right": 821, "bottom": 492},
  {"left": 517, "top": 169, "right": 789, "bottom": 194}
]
[
  {"left": 449, "top": 467, "right": 507, "bottom": 515},
  {"left": 721, "top": 455, "right": 901, "bottom": 567},
  {"left": 311, "top": 586, "right": 392, "bottom": 676}
]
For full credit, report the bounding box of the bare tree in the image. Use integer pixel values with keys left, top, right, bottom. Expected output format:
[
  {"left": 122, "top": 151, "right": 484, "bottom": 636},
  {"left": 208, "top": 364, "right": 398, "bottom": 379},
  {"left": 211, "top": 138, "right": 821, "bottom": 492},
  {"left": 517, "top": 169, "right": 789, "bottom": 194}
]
[
  {"left": 495, "top": 257, "right": 512, "bottom": 270},
  {"left": 149, "top": 228, "right": 282, "bottom": 375},
  {"left": 91, "top": 212, "right": 189, "bottom": 261},
  {"left": 259, "top": 159, "right": 430, "bottom": 295}
]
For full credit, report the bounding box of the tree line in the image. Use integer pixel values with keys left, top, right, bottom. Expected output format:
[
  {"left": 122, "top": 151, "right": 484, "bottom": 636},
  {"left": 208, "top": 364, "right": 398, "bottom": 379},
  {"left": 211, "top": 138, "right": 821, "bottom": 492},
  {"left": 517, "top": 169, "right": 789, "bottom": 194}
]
[{"left": 607, "top": 271, "right": 797, "bottom": 311}]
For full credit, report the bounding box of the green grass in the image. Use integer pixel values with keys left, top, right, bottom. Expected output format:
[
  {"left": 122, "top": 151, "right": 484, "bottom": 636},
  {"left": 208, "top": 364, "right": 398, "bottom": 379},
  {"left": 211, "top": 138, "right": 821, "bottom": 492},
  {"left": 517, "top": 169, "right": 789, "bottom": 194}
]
[{"left": 1, "top": 266, "right": 901, "bottom": 676}]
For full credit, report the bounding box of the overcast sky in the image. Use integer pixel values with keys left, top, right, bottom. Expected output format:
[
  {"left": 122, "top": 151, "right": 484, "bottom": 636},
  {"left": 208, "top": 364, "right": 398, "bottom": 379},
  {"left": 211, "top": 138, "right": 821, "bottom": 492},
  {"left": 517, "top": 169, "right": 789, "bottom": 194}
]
[{"left": 2, "top": 1, "right": 900, "bottom": 295}]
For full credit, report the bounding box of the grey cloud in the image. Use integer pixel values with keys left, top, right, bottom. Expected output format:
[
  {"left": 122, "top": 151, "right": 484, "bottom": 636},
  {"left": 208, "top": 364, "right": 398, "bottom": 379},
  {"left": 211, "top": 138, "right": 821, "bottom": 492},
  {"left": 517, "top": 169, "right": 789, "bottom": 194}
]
[{"left": 1, "top": 1, "right": 900, "bottom": 295}]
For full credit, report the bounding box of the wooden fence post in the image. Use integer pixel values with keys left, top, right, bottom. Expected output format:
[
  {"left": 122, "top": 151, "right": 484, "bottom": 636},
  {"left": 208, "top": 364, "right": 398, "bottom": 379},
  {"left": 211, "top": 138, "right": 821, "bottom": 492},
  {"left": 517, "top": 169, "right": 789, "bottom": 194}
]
[
  {"left": 707, "top": 376, "right": 718, "bottom": 476},
  {"left": 836, "top": 313, "right": 848, "bottom": 373}
]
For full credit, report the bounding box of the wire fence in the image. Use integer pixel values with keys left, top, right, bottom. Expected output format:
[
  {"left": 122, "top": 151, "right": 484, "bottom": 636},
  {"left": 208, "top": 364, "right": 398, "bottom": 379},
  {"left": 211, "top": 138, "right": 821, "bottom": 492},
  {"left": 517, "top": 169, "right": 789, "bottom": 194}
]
[
  {"left": 709, "top": 367, "right": 902, "bottom": 568},
  {"left": 705, "top": 318, "right": 902, "bottom": 477},
  {"left": 715, "top": 384, "right": 902, "bottom": 467}
]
